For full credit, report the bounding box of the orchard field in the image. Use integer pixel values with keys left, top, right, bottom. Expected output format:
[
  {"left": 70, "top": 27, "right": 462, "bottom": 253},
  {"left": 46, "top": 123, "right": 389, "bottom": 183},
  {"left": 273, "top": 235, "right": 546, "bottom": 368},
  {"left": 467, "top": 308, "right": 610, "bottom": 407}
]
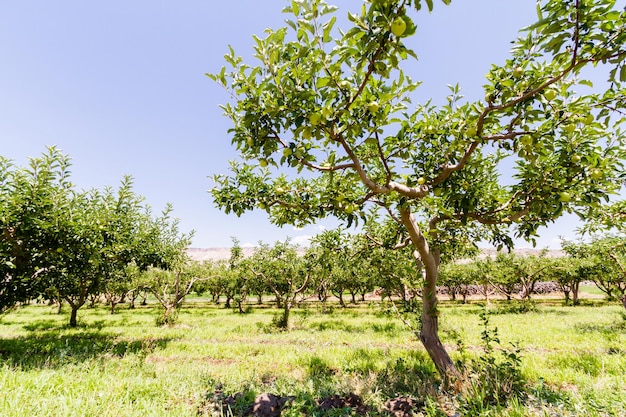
[
  {"left": 0, "top": 290, "right": 624, "bottom": 417},
  {"left": 2, "top": 0, "right": 626, "bottom": 416}
]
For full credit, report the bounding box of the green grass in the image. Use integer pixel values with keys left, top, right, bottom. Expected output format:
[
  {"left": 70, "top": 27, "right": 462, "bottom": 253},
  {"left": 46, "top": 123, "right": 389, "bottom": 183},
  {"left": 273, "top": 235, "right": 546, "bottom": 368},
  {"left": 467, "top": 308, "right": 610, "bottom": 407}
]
[{"left": 0, "top": 298, "right": 625, "bottom": 416}]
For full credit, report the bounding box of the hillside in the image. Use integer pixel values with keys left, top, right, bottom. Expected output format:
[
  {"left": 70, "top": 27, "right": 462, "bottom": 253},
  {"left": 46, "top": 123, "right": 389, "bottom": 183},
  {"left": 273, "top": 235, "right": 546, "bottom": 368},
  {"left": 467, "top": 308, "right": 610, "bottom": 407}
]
[{"left": 186, "top": 247, "right": 564, "bottom": 262}]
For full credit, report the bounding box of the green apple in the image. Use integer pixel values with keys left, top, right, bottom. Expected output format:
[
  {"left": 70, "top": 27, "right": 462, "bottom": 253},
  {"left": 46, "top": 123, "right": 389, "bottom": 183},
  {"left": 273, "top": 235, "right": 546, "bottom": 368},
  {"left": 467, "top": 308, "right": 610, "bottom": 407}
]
[
  {"left": 246, "top": 137, "right": 255, "bottom": 147},
  {"left": 433, "top": 188, "right": 442, "bottom": 197},
  {"left": 259, "top": 158, "right": 268, "bottom": 167},
  {"left": 570, "top": 154, "right": 582, "bottom": 164},
  {"left": 391, "top": 16, "right": 407, "bottom": 37},
  {"left": 417, "top": 177, "right": 426, "bottom": 185},
  {"left": 513, "top": 66, "right": 524, "bottom": 78},
  {"left": 590, "top": 169, "right": 603, "bottom": 180},
  {"left": 543, "top": 89, "right": 557, "bottom": 101},
  {"left": 275, "top": 187, "right": 285, "bottom": 194},
  {"left": 558, "top": 191, "right": 572, "bottom": 202},
  {"left": 466, "top": 126, "right": 477, "bottom": 137},
  {"left": 520, "top": 135, "right": 533, "bottom": 146},
  {"left": 563, "top": 123, "right": 576, "bottom": 134},
  {"left": 283, "top": 147, "right": 292, "bottom": 157},
  {"left": 344, "top": 204, "right": 356, "bottom": 215},
  {"left": 582, "top": 114, "right": 594, "bottom": 125},
  {"left": 309, "top": 113, "right": 322, "bottom": 126},
  {"left": 367, "top": 100, "right": 380, "bottom": 114}
]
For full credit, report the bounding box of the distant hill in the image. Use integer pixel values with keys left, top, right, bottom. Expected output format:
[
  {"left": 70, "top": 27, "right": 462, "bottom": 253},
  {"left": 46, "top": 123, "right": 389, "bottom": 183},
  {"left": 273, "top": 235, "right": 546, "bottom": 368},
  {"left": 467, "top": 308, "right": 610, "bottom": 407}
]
[{"left": 186, "top": 247, "right": 563, "bottom": 262}]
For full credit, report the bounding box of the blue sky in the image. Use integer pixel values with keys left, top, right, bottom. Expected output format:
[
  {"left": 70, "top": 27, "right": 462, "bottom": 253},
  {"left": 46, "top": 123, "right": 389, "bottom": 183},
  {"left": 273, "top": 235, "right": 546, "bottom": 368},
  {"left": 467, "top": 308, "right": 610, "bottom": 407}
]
[{"left": 0, "top": 1, "right": 586, "bottom": 248}]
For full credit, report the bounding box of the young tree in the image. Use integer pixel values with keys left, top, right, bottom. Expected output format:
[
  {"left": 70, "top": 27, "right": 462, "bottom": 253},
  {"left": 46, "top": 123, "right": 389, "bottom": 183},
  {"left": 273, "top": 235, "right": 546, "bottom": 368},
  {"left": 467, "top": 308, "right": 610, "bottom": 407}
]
[
  {"left": 0, "top": 147, "right": 73, "bottom": 314},
  {"left": 135, "top": 209, "right": 194, "bottom": 325},
  {"left": 564, "top": 235, "right": 626, "bottom": 308},
  {"left": 247, "top": 240, "right": 309, "bottom": 329},
  {"left": 210, "top": 0, "right": 626, "bottom": 379}
]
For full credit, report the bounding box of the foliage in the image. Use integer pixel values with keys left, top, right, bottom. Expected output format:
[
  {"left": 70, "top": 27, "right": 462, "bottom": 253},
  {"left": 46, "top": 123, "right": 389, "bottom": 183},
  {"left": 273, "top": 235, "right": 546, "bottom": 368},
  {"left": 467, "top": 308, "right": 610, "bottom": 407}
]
[
  {"left": 246, "top": 239, "right": 309, "bottom": 329},
  {"left": 0, "top": 148, "right": 193, "bottom": 325},
  {"left": 563, "top": 235, "right": 626, "bottom": 307},
  {"left": 209, "top": 0, "right": 626, "bottom": 378},
  {"left": 457, "top": 309, "right": 526, "bottom": 414}
]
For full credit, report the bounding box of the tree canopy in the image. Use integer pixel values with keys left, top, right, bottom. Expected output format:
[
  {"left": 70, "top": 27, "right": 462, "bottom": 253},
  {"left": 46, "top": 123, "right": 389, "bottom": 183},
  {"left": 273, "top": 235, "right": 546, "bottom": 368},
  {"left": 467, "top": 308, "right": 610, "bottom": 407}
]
[{"left": 209, "top": 0, "right": 625, "bottom": 379}]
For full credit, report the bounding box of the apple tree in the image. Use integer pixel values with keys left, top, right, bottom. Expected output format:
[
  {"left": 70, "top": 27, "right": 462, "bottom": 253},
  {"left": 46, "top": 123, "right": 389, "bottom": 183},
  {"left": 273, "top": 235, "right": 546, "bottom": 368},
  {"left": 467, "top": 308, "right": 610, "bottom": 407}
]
[
  {"left": 210, "top": 0, "right": 626, "bottom": 379},
  {"left": 0, "top": 147, "right": 74, "bottom": 315},
  {"left": 247, "top": 239, "right": 309, "bottom": 329},
  {"left": 563, "top": 235, "right": 626, "bottom": 308}
]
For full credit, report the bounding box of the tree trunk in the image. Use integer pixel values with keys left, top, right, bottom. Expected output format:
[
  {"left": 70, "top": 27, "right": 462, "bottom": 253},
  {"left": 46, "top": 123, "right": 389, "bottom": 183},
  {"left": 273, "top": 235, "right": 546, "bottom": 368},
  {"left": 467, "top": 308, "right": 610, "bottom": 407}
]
[
  {"left": 621, "top": 294, "right": 626, "bottom": 310},
  {"left": 337, "top": 292, "right": 345, "bottom": 307},
  {"left": 572, "top": 281, "right": 580, "bottom": 306},
  {"left": 69, "top": 305, "right": 79, "bottom": 327},
  {"left": 484, "top": 284, "right": 490, "bottom": 305},
  {"left": 400, "top": 208, "right": 458, "bottom": 382}
]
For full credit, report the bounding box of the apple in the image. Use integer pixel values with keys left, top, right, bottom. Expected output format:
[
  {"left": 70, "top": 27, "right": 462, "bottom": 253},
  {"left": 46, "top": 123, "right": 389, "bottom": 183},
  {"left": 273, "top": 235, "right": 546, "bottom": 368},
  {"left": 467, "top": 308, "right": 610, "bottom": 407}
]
[
  {"left": 582, "top": 114, "right": 594, "bottom": 125},
  {"left": 367, "top": 100, "right": 380, "bottom": 114},
  {"left": 246, "top": 137, "right": 255, "bottom": 146},
  {"left": 259, "top": 202, "right": 267, "bottom": 209},
  {"left": 520, "top": 135, "right": 533, "bottom": 146},
  {"left": 558, "top": 191, "right": 572, "bottom": 202},
  {"left": 466, "top": 126, "right": 477, "bottom": 137},
  {"left": 590, "top": 169, "right": 603, "bottom": 180},
  {"left": 344, "top": 204, "right": 355, "bottom": 215},
  {"left": 563, "top": 124, "right": 576, "bottom": 134},
  {"left": 513, "top": 66, "right": 524, "bottom": 78},
  {"left": 543, "top": 89, "right": 557, "bottom": 101},
  {"left": 570, "top": 154, "right": 582, "bottom": 164},
  {"left": 309, "top": 113, "right": 322, "bottom": 126},
  {"left": 417, "top": 177, "right": 426, "bottom": 185},
  {"left": 433, "top": 188, "right": 442, "bottom": 197},
  {"left": 391, "top": 16, "right": 407, "bottom": 37},
  {"left": 283, "top": 147, "right": 292, "bottom": 157},
  {"left": 259, "top": 158, "right": 268, "bottom": 167}
]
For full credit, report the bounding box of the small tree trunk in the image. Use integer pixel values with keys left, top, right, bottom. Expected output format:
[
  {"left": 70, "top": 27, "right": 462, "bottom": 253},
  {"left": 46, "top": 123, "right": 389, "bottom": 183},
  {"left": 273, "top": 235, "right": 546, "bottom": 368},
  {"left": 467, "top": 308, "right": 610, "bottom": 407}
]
[
  {"left": 281, "top": 303, "right": 290, "bottom": 329},
  {"left": 621, "top": 294, "right": 626, "bottom": 310},
  {"left": 69, "top": 305, "right": 79, "bottom": 327},
  {"left": 163, "top": 305, "right": 177, "bottom": 325},
  {"left": 572, "top": 281, "right": 580, "bottom": 306},
  {"left": 257, "top": 293, "right": 263, "bottom": 304}
]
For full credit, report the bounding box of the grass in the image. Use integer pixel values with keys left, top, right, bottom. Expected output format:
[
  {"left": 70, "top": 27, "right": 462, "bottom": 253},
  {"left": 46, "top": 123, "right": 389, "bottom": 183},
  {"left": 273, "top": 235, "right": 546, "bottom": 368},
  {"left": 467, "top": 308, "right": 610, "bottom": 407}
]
[{"left": 0, "top": 297, "right": 625, "bottom": 416}]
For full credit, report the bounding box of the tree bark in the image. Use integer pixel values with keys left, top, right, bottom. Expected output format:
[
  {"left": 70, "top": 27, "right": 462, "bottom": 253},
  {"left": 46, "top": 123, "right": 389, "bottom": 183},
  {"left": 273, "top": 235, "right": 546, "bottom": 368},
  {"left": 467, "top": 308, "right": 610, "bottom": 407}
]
[
  {"left": 400, "top": 208, "right": 458, "bottom": 382},
  {"left": 69, "top": 305, "right": 79, "bottom": 327}
]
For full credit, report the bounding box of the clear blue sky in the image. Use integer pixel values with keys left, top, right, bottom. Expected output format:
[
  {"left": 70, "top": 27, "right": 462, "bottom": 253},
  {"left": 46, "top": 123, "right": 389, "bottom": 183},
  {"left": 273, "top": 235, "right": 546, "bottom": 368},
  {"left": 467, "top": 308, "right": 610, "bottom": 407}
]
[{"left": 0, "top": 1, "right": 586, "bottom": 248}]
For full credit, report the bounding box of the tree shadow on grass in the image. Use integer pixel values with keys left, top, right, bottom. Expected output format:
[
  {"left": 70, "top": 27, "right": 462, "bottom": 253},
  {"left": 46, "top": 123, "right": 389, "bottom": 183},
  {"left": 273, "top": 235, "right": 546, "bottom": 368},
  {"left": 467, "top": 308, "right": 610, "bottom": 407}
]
[{"left": 0, "top": 330, "right": 171, "bottom": 370}]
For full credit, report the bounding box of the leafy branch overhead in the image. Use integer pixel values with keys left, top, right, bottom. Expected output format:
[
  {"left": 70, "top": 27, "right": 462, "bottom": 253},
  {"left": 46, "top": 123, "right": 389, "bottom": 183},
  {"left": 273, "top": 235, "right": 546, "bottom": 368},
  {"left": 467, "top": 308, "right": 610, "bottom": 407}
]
[
  {"left": 208, "top": 0, "right": 625, "bottom": 379},
  {"left": 210, "top": 0, "right": 625, "bottom": 248}
]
